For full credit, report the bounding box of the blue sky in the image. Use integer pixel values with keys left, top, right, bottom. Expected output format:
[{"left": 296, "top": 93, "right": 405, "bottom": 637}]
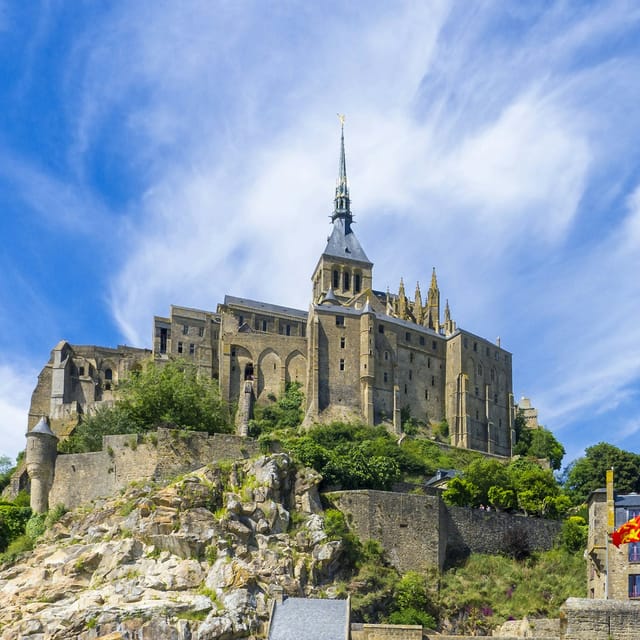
[{"left": 1, "top": 1, "right": 639, "bottom": 468}]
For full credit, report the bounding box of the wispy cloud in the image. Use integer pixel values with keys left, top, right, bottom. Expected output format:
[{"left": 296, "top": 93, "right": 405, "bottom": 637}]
[{"left": 0, "top": 363, "right": 37, "bottom": 461}]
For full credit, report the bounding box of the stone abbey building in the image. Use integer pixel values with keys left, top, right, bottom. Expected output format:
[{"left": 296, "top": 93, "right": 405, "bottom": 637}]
[
  {"left": 152, "top": 125, "right": 515, "bottom": 456},
  {"left": 27, "top": 125, "right": 515, "bottom": 457}
]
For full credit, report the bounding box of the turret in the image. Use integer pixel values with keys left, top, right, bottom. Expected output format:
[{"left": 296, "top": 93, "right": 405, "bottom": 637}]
[{"left": 25, "top": 416, "right": 58, "bottom": 513}]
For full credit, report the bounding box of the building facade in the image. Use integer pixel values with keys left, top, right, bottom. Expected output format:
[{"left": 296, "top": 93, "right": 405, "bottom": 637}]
[
  {"left": 588, "top": 489, "right": 640, "bottom": 600},
  {"left": 152, "top": 124, "right": 515, "bottom": 456}
]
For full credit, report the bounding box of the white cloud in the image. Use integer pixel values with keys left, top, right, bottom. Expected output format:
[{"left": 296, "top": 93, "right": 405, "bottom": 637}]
[{"left": 0, "top": 363, "right": 36, "bottom": 462}]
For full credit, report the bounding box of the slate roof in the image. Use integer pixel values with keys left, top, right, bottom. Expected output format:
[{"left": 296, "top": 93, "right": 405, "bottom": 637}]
[
  {"left": 29, "top": 416, "right": 56, "bottom": 438},
  {"left": 224, "top": 296, "right": 308, "bottom": 320},
  {"left": 322, "top": 218, "right": 371, "bottom": 265},
  {"left": 616, "top": 494, "right": 640, "bottom": 509},
  {"left": 268, "top": 598, "right": 349, "bottom": 640}
]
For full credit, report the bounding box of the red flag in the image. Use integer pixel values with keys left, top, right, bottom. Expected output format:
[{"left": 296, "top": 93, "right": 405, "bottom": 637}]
[{"left": 610, "top": 514, "right": 640, "bottom": 548}]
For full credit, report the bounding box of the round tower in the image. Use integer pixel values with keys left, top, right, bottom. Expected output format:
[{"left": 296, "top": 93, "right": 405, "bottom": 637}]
[{"left": 25, "top": 416, "right": 58, "bottom": 513}]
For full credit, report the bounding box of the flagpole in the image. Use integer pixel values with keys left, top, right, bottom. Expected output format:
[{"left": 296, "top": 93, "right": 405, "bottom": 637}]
[{"left": 605, "top": 468, "right": 614, "bottom": 599}]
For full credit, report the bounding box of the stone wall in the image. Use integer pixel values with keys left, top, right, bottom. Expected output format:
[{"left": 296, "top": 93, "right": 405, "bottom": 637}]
[
  {"left": 47, "top": 429, "right": 259, "bottom": 509},
  {"left": 330, "top": 490, "right": 445, "bottom": 572},
  {"left": 560, "top": 597, "right": 640, "bottom": 639},
  {"left": 351, "top": 623, "right": 422, "bottom": 640},
  {"left": 445, "top": 505, "right": 562, "bottom": 565},
  {"left": 331, "top": 490, "right": 561, "bottom": 572}
]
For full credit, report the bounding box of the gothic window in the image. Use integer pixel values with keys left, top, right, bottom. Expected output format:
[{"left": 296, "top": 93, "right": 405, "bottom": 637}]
[
  {"left": 355, "top": 273, "right": 361, "bottom": 293},
  {"left": 340, "top": 337, "right": 345, "bottom": 348},
  {"left": 333, "top": 270, "right": 339, "bottom": 289},
  {"left": 339, "top": 359, "right": 345, "bottom": 371},
  {"left": 183, "top": 324, "right": 189, "bottom": 335},
  {"left": 343, "top": 271, "right": 350, "bottom": 291},
  {"left": 178, "top": 342, "right": 183, "bottom": 354},
  {"left": 336, "top": 315, "right": 345, "bottom": 327}
]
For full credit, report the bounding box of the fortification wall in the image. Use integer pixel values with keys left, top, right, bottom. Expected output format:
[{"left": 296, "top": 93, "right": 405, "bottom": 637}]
[
  {"left": 560, "top": 597, "right": 640, "bottom": 640},
  {"left": 331, "top": 490, "right": 561, "bottom": 572},
  {"left": 47, "top": 429, "right": 260, "bottom": 509},
  {"left": 444, "top": 505, "right": 562, "bottom": 565},
  {"left": 329, "top": 490, "right": 444, "bottom": 572},
  {"left": 351, "top": 624, "right": 422, "bottom": 640}
]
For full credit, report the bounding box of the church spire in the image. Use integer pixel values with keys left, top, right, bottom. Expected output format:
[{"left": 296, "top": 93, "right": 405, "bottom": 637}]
[{"left": 332, "top": 115, "right": 353, "bottom": 230}]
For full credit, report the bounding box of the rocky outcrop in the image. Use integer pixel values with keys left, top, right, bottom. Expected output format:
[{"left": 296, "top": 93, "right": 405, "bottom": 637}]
[{"left": 0, "top": 454, "right": 342, "bottom": 640}]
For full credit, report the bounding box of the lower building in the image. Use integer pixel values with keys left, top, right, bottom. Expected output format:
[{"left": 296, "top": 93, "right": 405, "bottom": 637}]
[{"left": 587, "top": 488, "right": 640, "bottom": 599}]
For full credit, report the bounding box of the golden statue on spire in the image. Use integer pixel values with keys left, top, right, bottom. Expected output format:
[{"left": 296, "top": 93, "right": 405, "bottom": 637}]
[{"left": 337, "top": 113, "right": 346, "bottom": 126}]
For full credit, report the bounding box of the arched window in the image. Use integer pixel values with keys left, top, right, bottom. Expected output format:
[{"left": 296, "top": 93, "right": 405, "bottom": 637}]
[
  {"left": 244, "top": 363, "right": 254, "bottom": 380},
  {"left": 333, "top": 270, "right": 339, "bottom": 289},
  {"left": 343, "top": 271, "right": 350, "bottom": 291},
  {"left": 354, "top": 273, "right": 361, "bottom": 293},
  {"left": 105, "top": 368, "right": 113, "bottom": 380}
]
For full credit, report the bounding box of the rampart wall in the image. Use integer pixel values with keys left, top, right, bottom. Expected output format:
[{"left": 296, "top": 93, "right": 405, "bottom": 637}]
[
  {"left": 560, "top": 597, "right": 640, "bottom": 640},
  {"left": 48, "top": 428, "right": 259, "bottom": 509},
  {"left": 330, "top": 490, "right": 562, "bottom": 572}
]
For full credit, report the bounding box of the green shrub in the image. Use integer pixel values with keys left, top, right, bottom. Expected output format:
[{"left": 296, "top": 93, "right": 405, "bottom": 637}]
[{"left": 561, "top": 516, "right": 588, "bottom": 553}]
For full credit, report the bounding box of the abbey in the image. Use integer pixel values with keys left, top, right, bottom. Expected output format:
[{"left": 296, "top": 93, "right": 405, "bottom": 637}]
[{"left": 152, "top": 125, "right": 515, "bottom": 456}]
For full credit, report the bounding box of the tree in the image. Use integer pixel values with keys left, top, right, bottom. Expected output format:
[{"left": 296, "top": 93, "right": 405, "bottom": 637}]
[
  {"left": 0, "top": 455, "right": 16, "bottom": 493},
  {"left": 389, "top": 571, "right": 437, "bottom": 629},
  {"left": 563, "top": 442, "right": 640, "bottom": 504},
  {"left": 61, "top": 359, "right": 231, "bottom": 453},
  {"left": 526, "top": 428, "right": 565, "bottom": 471},
  {"left": 508, "top": 459, "right": 562, "bottom": 517}
]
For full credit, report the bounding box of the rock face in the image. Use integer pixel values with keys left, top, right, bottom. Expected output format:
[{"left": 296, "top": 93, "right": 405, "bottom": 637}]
[{"left": 0, "top": 454, "right": 341, "bottom": 640}]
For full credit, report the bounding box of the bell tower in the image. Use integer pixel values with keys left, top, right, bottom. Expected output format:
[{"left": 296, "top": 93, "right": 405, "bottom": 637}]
[{"left": 311, "top": 117, "right": 373, "bottom": 305}]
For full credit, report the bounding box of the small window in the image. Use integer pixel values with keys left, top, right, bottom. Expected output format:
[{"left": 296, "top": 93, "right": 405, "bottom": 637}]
[
  {"left": 432, "top": 340, "right": 437, "bottom": 350},
  {"left": 384, "top": 372, "right": 388, "bottom": 383},
  {"left": 404, "top": 383, "right": 407, "bottom": 394},
  {"left": 105, "top": 382, "right": 111, "bottom": 391},
  {"left": 409, "top": 352, "right": 414, "bottom": 363},
  {"left": 340, "top": 337, "right": 346, "bottom": 349},
  {"left": 384, "top": 351, "right": 389, "bottom": 361},
  {"left": 355, "top": 273, "right": 361, "bottom": 293},
  {"left": 463, "top": 337, "right": 468, "bottom": 348},
  {"left": 475, "top": 386, "right": 479, "bottom": 396},
  {"left": 78, "top": 366, "right": 85, "bottom": 376},
  {"left": 238, "top": 315, "right": 244, "bottom": 326},
  {"left": 419, "top": 336, "right": 425, "bottom": 346},
  {"left": 198, "top": 326, "right": 204, "bottom": 337},
  {"left": 286, "top": 324, "right": 291, "bottom": 336},
  {"left": 476, "top": 410, "right": 479, "bottom": 420},
  {"left": 405, "top": 332, "right": 411, "bottom": 342},
  {"left": 333, "top": 270, "right": 339, "bottom": 289},
  {"left": 428, "top": 357, "right": 431, "bottom": 368},
  {"left": 183, "top": 324, "right": 189, "bottom": 335},
  {"left": 189, "top": 343, "right": 195, "bottom": 355},
  {"left": 336, "top": 315, "right": 345, "bottom": 326},
  {"left": 378, "top": 325, "right": 384, "bottom": 334},
  {"left": 159, "top": 327, "right": 168, "bottom": 354},
  {"left": 339, "top": 359, "right": 345, "bottom": 371},
  {"left": 343, "top": 271, "right": 350, "bottom": 291},
  {"left": 178, "top": 342, "right": 183, "bottom": 354},
  {"left": 105, "top": 368, "right": 113, "bottom": 381},
  {"left": 478, "top": 364, "right": 483, "bottom": 376},
  {"left": 432, "top": 376, "right": 435, "bottom": 386},
  {"left": 262, "top": 320, "right": 268, "bottom": 332},
  {"left": 409, "top": 370, "right": 412, "bottom": 380},
  {"left": 424, "top": 389, "right": 428, "bottom": 400},
  {"left": 486, "top": 346, "right": 490, "bottom": 356},
  {"left": 231, "top": 348, "right": 236, "bottom": 357},
  {"left": 473, "top": 342, "right": 478, "bottom": 352}
]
